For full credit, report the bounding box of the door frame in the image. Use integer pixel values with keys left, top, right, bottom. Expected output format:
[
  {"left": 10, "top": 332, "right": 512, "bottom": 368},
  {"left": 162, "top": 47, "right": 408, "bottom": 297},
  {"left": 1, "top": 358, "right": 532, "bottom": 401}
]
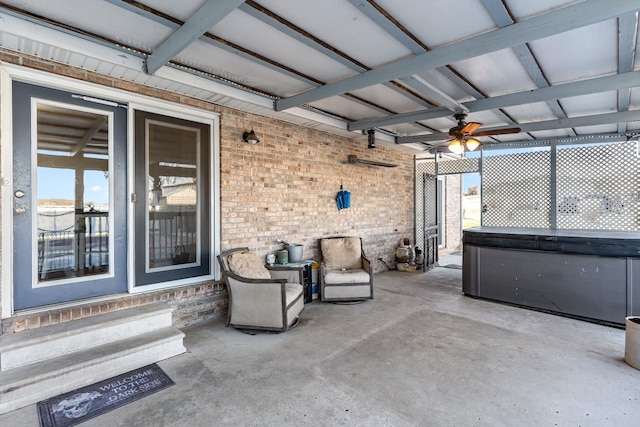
[
  {"left": 437, "top": 176, "right": 446, "bottom": 248},
  {"left": 1, "top": 64, "right": 221, "bottom": 318},
  {"left": 128, "top": 104, "right": 216, "bottom": 291},
  {"left": 11, "top": 83, "right": 128, "bottom": 310}
]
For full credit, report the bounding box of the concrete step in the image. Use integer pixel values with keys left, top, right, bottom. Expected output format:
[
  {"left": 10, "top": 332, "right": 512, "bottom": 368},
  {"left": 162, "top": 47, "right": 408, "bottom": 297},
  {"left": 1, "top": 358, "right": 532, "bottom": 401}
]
[
  {"left": 0, "top": 302, "right": 173, "bottom": 371},
  {"left": 0, "top": 326, "right": 185, "bottom": 414}
]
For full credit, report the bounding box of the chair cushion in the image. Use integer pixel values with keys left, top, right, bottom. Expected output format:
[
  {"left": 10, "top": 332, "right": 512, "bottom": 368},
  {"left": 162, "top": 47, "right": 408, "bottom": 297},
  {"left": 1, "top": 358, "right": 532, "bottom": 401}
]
[
  {"left": 321, "top": 237, "right": 362, "bottom": 270},
  {"left": 228, "top": 252, "right": 271, "bottom": 279},
  {"left": 285, "top": 283, "right": 304, "bottom": 304},
  {"left": 324, "top": 268, "right": 370, "bottom": 284}
]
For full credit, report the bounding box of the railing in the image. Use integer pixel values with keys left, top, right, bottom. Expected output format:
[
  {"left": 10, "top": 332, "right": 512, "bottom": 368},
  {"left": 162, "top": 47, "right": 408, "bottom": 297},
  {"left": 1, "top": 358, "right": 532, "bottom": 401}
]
[
  {"left": 148, "top": 211, "right": 197, "bottom": 267},
  {"left": 38, "top": 212, "right": 109, "bottom": 280},
  {"left": 37, "top": 209, "right": 199, "bottom": 278}
]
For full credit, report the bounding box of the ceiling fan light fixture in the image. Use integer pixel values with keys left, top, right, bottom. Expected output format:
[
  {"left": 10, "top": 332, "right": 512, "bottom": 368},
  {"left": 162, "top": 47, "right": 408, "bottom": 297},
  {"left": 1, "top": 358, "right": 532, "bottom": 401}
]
[
  {"left": 465, "top": 137, "right": 480, "bottom": 151},
  {"left": 448, "top": 139, "right": 464, "bottom": 154}
]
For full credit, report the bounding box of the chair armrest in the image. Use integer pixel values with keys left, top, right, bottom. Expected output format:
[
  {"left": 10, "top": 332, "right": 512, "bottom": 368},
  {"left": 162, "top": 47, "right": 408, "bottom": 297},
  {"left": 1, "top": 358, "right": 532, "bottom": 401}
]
[
  {"left": 266, "top": 266, "right": 304, "bottom": 284},
  {"left": 362, "top": 255, "right": 372, "bottom": 274}
]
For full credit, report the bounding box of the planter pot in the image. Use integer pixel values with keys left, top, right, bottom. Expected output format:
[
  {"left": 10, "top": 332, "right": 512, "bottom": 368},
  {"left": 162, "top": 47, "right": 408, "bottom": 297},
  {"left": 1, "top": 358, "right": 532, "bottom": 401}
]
[
  {"left": 287, "top": 244, "right": 303, "bottom": 263},
  {"left": 625, "top": 316, "right": 640, "bottom": 370},
  {"left": 277, "top": 250, "right": 289, "bottom": 264}
]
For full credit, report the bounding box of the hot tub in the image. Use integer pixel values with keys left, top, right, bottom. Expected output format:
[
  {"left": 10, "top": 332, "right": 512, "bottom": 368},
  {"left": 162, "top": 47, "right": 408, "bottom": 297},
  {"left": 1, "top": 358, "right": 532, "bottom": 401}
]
[{"left": 462, "top": 227, "right": 640, "bottom": 326}]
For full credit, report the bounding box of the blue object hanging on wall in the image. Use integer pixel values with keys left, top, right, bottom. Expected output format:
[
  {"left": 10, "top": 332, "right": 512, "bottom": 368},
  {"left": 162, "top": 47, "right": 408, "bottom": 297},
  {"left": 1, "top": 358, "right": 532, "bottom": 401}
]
[{"left": 336, "top": 188, "right": 351, "bottom": 210}]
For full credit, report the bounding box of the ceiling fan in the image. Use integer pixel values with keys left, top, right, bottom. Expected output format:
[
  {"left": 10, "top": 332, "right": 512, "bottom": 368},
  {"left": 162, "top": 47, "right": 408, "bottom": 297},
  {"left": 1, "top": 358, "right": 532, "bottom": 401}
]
[{"left": 439, "top": 113, "right": 521, "bottom": 154}]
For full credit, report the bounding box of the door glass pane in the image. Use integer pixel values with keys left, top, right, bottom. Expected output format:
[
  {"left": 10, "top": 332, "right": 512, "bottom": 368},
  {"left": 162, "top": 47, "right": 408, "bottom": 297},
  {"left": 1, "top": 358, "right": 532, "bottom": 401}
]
[
  {"left": 36, "top": 103, "right": 111, "bottom": 282},
  {"left": 147, "top": 120, "right": 199, "bottom": 269}
]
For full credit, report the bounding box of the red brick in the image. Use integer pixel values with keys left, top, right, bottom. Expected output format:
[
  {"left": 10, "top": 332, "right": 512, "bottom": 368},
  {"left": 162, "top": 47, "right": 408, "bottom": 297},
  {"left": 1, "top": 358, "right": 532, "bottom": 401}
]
[
  {"left": 27, "top": 316, "right": 40, "bottom": 329},
  {"left": 13, "top": 319, "right": 26, "bottom": 332},
  {"left": 50, "top": 311, "right": 61, "bottom": 325},
  {"left": 39, "top": 314, "right": 51, "bottom": 327}
]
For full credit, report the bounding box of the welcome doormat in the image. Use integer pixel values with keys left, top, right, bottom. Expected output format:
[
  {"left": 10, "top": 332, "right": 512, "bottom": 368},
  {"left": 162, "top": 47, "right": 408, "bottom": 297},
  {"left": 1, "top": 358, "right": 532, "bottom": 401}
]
[{"left": 37, "top": 363, "right": 174, "bottom": 427}]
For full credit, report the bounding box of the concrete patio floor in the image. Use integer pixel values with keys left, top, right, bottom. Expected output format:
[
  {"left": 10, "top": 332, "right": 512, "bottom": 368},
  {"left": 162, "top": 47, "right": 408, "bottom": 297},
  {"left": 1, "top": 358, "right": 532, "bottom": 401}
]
[{"left": 2, "top": 266, "right": 639, "bottom": 426}]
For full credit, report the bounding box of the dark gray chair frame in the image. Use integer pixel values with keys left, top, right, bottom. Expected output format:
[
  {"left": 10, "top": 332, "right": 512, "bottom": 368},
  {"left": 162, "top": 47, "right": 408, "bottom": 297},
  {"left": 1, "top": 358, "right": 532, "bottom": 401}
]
[
  {"left": 319, "top": 236, "right": 374, "bottom": 302},
  {"left": 217, "top": 247, "right": 304, "bottom": 332}
]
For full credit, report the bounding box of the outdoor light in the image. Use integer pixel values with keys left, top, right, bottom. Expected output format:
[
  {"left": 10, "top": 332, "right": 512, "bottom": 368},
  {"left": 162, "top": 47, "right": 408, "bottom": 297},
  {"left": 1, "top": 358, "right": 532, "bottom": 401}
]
[
  {"left": 448, "top": 137, "right": 480, "bottom": 154},
  {"left": 367, "top": 129, "right": 376, "bottom": 148},
  {"left": 242, "top": 129, "right": 260, "bottom": 144},
  {"left": 447, "top": 139, "right": 464, "bottom": 154},
  {"left": 465, "top": 137, "right": 480, "bottom": 151}
]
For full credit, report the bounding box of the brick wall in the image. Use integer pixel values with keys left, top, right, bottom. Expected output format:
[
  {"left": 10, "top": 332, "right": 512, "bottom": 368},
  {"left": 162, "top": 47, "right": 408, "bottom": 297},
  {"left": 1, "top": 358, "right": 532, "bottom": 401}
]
[
  {"left": 219, "top": 112, "right": 415, "bottom": 266},
  {"left": 0, "top": 51, "right": 415, "bottom": 334},
  {"left": 1, "top": 283, "right": 226, "bottom": 335},
  {"left": 444, "top": 175, "right": 462, "bottom": 252}
]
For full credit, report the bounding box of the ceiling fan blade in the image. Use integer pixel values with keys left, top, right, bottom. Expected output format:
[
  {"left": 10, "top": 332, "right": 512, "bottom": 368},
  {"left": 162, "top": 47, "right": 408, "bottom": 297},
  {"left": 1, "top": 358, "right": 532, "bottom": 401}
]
[
  {"left": 432, "top": 137, "right": 456, "bottom": 147},
  {"left": 472, "top": 127, "right": 521, "bottom": 137},
  {"left": 461, "top": 122, "right": 482, "bottom": 134}
]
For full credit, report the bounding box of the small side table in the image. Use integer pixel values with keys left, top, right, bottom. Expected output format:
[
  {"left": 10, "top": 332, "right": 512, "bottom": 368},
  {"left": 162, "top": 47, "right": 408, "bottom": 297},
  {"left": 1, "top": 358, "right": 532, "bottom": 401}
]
[{"left": 267, "top": 260, "right": 313, "bottom": 303}]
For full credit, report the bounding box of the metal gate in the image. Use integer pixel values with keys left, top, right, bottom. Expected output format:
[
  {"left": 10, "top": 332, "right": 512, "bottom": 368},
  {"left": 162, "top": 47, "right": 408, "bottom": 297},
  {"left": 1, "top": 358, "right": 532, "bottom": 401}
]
[
  {"left": 415, "top": 160, "right": 438, "bottom": 270},
  {"left": 416, "top": 156, "right": 483, "bottom": 270}
]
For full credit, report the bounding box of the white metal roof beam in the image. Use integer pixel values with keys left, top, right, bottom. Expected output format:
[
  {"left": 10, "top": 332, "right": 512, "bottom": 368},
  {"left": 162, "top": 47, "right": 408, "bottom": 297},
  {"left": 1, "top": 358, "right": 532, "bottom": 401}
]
[
  {"left": 398, "top": 109, "right": 640, "bottom": 144},
  {"left": 349, "top": 0, "right": 514, "bottom": 124},
  {"left": 398, "top": 75, "right": 468, "bottom": 113},
  {"left": 482, "top": 0, "right": 545, "bottom": 88},
  {"left": 275, "top": 0, "right": 640, "bottom": 112},
  {"left": 353, "top": 0, "right": 521, "bottom": 125},
  {"left": 239, "top": 2, "right": 366, "bottom": 73},
  {"left": 619, "top": 12, "right": 639, "bottom": 73},
  {"left": 105, "top": 0, "right": 323, "bottom": 87},
  {"left": 144, "top": 0, "right": 246, "bottom": 75},
  {"left": 617, "top": 12, "right": 639, "bottom": 132},
  {"left": 341, "top": 0, "right": 446, "bottom": 108},
  {"left": 349, "top": 70, "right": 640, "bottom": 131},
  {"left": 348, "top": 0, "right": 484, "bottom": 115},
  {"left": 239, "top": 2, "right": 433, "bottom": 109},
  {"left": 348, "top": 0, "right": 424, "bottom": 53},
  {"left": 482, "top": 0, "right": 576, "bottom": 137}
]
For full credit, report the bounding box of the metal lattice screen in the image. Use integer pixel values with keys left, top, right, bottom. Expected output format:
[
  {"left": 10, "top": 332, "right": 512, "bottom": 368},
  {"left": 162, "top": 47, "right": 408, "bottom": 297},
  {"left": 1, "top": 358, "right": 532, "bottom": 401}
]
[
  {"left": 482, "top": 150, "right": 551, "bottom": 228},
  {"left": 415, "top": 160, "right": 436, "bottom": 253},
  {"left": 556, "top": 141, "right": 640, "bottom": 230},
  {"left": 437, "top": 157, "right": 480, "bottom": 175},
  {"left": 415, "top": 141, "right": 639, "bottom": 252}
]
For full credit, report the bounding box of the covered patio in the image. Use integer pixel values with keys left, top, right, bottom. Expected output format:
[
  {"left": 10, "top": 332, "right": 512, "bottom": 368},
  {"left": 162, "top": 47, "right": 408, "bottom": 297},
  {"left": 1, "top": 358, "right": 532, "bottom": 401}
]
[
  {"left": 1, "top": 267, "right": 636, "bottom": 426},
  {"left": 1, "top": 0, "right": 640, "bottom": 422}
]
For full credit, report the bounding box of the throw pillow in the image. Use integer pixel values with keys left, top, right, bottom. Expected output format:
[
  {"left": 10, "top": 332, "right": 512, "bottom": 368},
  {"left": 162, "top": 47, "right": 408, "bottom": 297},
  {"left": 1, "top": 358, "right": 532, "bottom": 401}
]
[
  {"left": 228, "top": 252, "right": 271, "bottom": 279},
  {"left": 321, "top": 237, "right": 362, "bottom": 270}
]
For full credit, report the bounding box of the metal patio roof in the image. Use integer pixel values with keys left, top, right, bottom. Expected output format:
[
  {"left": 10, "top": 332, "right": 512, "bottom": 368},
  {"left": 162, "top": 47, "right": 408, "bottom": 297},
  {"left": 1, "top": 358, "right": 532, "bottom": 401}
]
[{"left": 0, "top": 0, "right": 639, "bottom": 154}]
